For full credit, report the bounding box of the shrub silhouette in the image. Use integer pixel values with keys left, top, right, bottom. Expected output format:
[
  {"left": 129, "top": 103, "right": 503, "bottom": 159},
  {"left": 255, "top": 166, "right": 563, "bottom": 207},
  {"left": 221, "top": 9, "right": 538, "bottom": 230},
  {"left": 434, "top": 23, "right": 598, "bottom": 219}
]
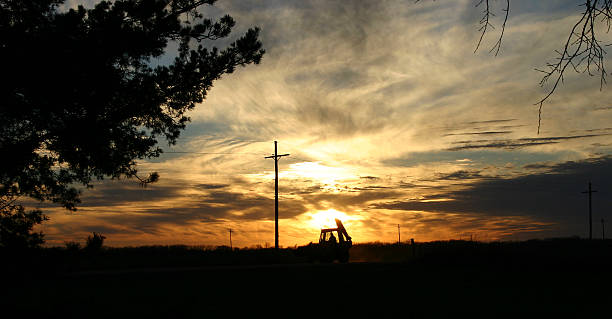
[
  {"left": 85, "top": 232, "right": 106, "bottom": 252},
  {"left": 64, "top": 241, "right": 81, "bottom": 252}
]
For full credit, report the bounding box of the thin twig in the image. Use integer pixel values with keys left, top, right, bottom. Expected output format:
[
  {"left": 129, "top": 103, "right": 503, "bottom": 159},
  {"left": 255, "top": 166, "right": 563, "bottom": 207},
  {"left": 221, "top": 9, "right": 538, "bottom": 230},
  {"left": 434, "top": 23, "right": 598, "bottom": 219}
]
[
  {"left": 490, "top": 0, "right": 509, "bottom": 56},
  {"left": 474, "top": 0, "right": 493, "bottom": 53}
]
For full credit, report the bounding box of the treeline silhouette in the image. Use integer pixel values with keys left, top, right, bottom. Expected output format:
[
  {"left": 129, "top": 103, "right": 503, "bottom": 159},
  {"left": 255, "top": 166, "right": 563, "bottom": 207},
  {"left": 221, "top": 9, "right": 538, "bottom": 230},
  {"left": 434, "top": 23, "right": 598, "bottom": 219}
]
[
  {"left": 4, "top": 237, "right": 612, "bottom": 317},
  {"left": 4, "top": 236, "right": 612, "bottom": 274},
  {"left": 2, "top": 244, "right": 301, "bottom": 274},
  {"left": 352, "top": 237, "right": 612, "bottom": 266}
]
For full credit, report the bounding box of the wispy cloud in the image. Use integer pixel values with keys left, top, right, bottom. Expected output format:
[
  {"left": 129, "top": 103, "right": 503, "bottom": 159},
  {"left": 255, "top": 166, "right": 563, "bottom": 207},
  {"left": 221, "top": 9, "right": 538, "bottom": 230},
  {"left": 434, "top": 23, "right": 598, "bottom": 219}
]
[
  {"left": 444, "top": 131, "right": 513, "bottom": 136},
  {"left": 435, "top": 170, "right": 485, "bottom": 181},
  {"left": 447, "top": 134, "right": 610, "bottom": 151},
  {"left": 467, "top": 119, "right": 518, "bottom": 125}
]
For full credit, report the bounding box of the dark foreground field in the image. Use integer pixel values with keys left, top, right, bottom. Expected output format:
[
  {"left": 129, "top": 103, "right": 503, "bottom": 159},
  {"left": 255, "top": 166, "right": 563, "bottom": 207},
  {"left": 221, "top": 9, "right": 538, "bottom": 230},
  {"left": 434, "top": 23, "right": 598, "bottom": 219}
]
[{"left": 3, "top": 239, "right": 612, "bottom": 317}]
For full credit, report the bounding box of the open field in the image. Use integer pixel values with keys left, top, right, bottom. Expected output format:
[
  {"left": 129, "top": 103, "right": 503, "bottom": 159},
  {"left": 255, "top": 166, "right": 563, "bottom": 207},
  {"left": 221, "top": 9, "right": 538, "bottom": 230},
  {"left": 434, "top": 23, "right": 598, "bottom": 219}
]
[{"left": 3, "top": 239, "right": 612, "bottom": 317}]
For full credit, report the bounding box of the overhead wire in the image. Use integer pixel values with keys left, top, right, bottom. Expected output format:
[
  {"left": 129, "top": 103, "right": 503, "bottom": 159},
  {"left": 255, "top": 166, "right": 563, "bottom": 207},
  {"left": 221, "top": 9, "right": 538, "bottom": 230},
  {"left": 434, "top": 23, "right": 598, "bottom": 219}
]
[
  {"left": 162, "top": 151, "right": 267, "bottom": 155},
  {"left": 160, "top": 150, "right": 313, "bottom": 162}
]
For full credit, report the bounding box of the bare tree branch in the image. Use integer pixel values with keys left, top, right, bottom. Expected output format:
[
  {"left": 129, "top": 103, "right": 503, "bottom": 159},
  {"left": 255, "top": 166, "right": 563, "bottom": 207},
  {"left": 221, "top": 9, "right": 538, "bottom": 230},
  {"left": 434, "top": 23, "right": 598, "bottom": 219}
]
[{"left": 535, "top": 0, "right": 611, "bottom": 133}]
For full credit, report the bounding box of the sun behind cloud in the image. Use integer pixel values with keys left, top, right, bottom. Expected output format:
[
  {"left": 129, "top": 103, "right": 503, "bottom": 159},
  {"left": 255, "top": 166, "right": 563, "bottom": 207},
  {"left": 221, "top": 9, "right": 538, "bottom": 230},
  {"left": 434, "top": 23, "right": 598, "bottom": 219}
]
[
  {"left": 307, "top": 209, "right": 360, "bottom": 230},
  {"left": 280, "top": 161, "right": 357, "bottom": 193}
]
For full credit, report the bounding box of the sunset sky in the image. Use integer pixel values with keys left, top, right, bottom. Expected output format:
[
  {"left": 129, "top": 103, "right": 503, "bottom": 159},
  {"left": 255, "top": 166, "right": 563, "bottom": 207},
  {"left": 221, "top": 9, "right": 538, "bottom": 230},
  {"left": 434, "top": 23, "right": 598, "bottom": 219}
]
[{"left": 39, "top": 0, "right": 612, "bottom": 247}]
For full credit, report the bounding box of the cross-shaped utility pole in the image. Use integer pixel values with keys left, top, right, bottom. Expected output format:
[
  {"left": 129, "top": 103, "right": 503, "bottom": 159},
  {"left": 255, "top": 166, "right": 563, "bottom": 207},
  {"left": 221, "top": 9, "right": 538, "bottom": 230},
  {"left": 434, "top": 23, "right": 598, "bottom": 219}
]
[
  {"left": 397, "top": 224, "right": 401, "bottom": 244},
  {"left": 581, "top": 181, "right": 598, "bottom": 240},
  {"left": 229, "top": 228, "right": 233, "bottom": 249},
  {"left": 265, "top": 141, "right": 289, "bottom": 249}
]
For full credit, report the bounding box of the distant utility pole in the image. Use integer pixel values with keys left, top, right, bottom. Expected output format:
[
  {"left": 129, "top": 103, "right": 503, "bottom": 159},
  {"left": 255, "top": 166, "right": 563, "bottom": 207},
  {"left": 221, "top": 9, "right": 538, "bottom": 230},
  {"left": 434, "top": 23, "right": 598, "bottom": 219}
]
[
  {"left": 265, "top": 141, "right": 289, "bottom": 250},
  {"left": 602, "top": 219, "right": 605, "bottom": 240},
  {"left": 397, "top": 224, "right": 401, "bottom": 244},
  {"left": 581, "top": 181, "right": 598, "bottom": 240},
  {"left": 229, "top": 228, "right": 233, "bottom": 249}
]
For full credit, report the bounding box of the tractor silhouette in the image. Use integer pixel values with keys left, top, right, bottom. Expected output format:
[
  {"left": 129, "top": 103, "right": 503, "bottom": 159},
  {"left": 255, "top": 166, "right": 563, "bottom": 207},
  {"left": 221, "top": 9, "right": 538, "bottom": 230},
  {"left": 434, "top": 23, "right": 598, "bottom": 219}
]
[{"left": 297, "top": 218, "right": 352, "bottom": 263}]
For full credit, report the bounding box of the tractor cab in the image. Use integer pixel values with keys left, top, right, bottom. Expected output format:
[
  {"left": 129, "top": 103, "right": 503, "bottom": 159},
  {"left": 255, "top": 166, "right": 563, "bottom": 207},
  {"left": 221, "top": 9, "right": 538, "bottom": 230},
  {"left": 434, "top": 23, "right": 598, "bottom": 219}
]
[
  {"left": 319, "top": 229, "right": 338, "bottom": 244},
  {"left": 318, "top": 218, "right": 352, "bottom": 246}
]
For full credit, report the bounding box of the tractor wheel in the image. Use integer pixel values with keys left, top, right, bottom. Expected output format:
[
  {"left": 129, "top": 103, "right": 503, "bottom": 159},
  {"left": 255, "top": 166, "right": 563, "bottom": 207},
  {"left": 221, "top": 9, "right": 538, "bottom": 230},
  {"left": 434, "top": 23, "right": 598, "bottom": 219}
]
[{"left": 338, "top": 250, "right": 349, "bottom": 263}]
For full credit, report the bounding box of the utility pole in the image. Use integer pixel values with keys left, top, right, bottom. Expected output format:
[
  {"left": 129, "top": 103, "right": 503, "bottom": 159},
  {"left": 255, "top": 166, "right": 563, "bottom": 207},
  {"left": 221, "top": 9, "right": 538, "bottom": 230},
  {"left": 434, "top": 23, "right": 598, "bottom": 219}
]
[
  {"left": 265, "top": 141, "right": 289, "bottom": 249},
  {"left": 602, "top": 219, "right": 605, "bottom": 240},
  {"left": 229, "top": 228, "right": 233, "bottom": 249},
  {"left": 581, "top": 181, "right": 598, "bottom": 240},
  {"left": 397, "top": 224, "right": 401, "bottom": 244}
]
